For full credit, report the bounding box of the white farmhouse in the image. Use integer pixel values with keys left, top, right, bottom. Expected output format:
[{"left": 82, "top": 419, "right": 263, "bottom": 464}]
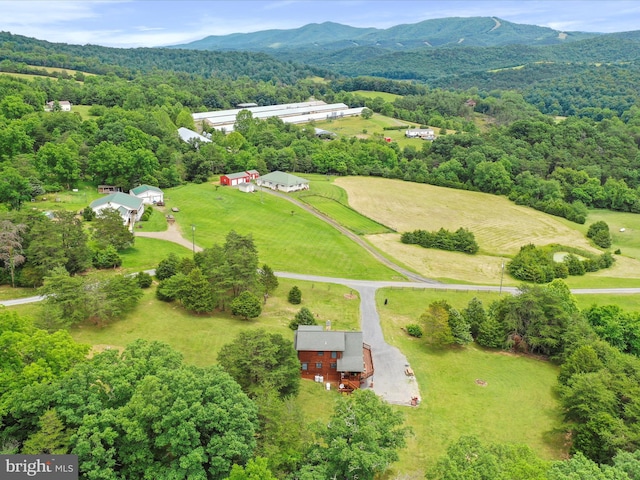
[{"left": 90, "top": 192, "right": 144, "bottom": 227}]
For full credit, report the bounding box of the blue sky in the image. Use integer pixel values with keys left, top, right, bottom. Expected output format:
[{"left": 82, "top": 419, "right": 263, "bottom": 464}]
[{"left": 1, "top": 1, "right": 639, "bottom": 48}]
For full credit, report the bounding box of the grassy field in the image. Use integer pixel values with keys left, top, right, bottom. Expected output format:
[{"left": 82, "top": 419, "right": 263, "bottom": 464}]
[
  {"left": 163, "top": 182, "right": 401, "bottom": 280},
  {"left": 352, "top": 90, "right": 402, "bottom": 102},
  {"left": 574, "top": 293, "right": 640, "bottom": 312},
  {"left": 120, "top": 237, "right": 190, "bottom": 272},
  {"left": 293, "top": 174, "right": 394, "bottom": 235},
  {"left": 315, "top": 113, "right": 428, "bottom": 149},
  {"left": 335, "top": 177, "right": 640, "bottom": 287},
  {"left": 67, "top": 277, "right": 360, "bottom": 365},
  {"left": 375, "top": 287, "right": 566, "bottom": 476},
  {"left": 0, "top": 286, "right": 37, "bottom": 301},
  {"left": 34, "top": 186, "right": 101, "bottom": 212}
]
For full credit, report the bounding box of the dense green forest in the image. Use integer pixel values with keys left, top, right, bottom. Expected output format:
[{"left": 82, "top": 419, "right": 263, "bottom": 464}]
[{"left": 0, "top": 32, "right": 327, "bottom": 82}]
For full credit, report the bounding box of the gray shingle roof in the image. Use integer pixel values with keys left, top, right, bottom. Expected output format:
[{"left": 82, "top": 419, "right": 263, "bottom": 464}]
[
  {"left": 337, "top": 332, "right": 365, "bottom": 372},
  {"left": 294, "top": 328, "right": 365, "bottom": 373}
]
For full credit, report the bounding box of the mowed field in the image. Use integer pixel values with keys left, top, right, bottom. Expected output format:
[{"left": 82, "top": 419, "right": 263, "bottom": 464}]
[
  {"left": 376, "top": 287, "right": 565, "bottom": 475},
  {"left": 335, "top": 176, "right": 640, "bottom": 285},
  {"left": 162, "top": 183, "right": 401, "bottom": 280}
]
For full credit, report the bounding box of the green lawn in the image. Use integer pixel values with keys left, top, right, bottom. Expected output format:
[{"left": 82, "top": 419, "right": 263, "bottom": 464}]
[
  {"left": 34, "top": 185, "right": 101, "bottom": 212},
  {"left": 120, "top": 237, "right": 191, "bottom": 272},
  {"left": 585, "top": 209, "right": 640, "bottom": 260},
  {"left": 292, "top": 174, "right": 394, "bottom": 235},
  {"left": 375, "top": 287, "right": 566, "bottom": 476},
  {"left": 163, "top": 183, "right": 401, "bottom": 280},
  {"left": 574, "top": 293, "right": 640, "bottom": 312},
  {"left": 68, "top": 277, "right": 360, "bottom": 366},
  {"left": 0, "top": 286, "right": 37, "bottom": 301},
  {"left": 137, "top": 206, "right": 168, "bottom": 232}
]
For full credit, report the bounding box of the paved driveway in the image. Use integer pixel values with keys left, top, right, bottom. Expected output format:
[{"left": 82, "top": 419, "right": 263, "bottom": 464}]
[{"left": 357, "top": 285, "right": 420, "bottom": 406}]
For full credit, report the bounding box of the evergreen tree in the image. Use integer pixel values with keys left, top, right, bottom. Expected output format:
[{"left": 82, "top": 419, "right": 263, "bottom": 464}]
[
  {"left": 181, "top": 267, "right": 215, "bottom": 313},
  {"left": 288, "top": 286, "right": 302, "bottom": 304}
]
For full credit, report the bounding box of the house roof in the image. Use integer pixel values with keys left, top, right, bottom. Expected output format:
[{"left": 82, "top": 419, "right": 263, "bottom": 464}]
[
  {"left": 294, "top": 328, "right": 365, "bottom": 373},
  {"left": 131, "top": 184, "right": 163, "bottom": 195},
  {"left": 90, "top": 192, "right": 143, "bottom": 211},
  {"left": 260, "top": 171, "right": 309, "bottom": 187},
  {"left": 337, "top": 332, "right": 365, "bottom": 372}
]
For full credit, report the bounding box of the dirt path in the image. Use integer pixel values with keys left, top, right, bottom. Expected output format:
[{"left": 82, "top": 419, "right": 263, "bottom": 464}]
[{"left": 135, "top": 221, "right": 203, "bottom": 252}]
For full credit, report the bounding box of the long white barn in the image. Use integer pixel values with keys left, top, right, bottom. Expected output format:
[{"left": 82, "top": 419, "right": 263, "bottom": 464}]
[{"left": 193, "top": 101, "right": 364, "bottom": 133}]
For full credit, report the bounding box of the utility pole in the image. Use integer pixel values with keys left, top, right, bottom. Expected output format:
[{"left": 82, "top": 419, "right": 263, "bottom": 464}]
[
  {"left": 499, "top": 260, "right": 505, "bottom": 295},
  {"left": 191, "top": 224, "right": 196, "bottom": 254}
]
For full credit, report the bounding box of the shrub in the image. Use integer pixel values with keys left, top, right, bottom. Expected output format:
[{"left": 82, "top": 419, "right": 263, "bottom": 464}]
[
  {"left": 82, "top": 206, "right": 96, "bottom": 221},
  {"left": 135, "top": 271, "right": 153, "bottom": 288},
  {"left": 614, "top": 249, "right": 621, "bottom": 255},
  {"left": 92, "top": 245, "right": 122, "bottom": 269},
  {"left": 289, "top": 306, "right": 317, "bottom": 330},
  {"left": 587, "top": 221, "right": 611, "bottom": 248},
  {"left": 230, "top": 291, "right": 262, "bottom": 320},
  {"left": 156, "top": 253, "right": 179, "bottom": 280},
  {"left": 288, "top": 286, "right": 302, "bottom": 305},
  {"left": 406, "top": 324, "right": 423, "bottom": 338}
]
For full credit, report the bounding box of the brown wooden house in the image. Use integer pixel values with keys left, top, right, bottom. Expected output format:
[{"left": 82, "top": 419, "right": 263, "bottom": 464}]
[{"left": 294, "top": 326, "right": 374, "bottom": 393}]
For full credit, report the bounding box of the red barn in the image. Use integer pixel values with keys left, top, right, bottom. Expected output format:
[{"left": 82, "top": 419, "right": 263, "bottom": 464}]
[
  {"left": 294, "top": 326, "right": 374, "bottom": 393},
  {"left": 220, "top": 170, "right": 260, "bottom": 186}
]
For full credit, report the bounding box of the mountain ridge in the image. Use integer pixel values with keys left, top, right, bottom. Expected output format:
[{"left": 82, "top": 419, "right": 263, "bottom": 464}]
[{"left": 170, "top": 16, "right": 600, "bottom": 51}]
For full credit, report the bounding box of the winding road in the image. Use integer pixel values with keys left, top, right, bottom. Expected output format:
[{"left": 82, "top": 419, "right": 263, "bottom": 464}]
[{"left": 4, "top": 188, "right": 639, "bottom": 406}]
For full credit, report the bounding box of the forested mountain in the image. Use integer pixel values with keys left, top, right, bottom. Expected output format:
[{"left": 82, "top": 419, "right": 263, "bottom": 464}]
[
  {"left": 174, "top": 17, "right": 597, "bottom": 52},
  {"left": 0, "top": 32, "right": 325, "bottom": 82},
  {"left": 288, "top": 35, "right": 640, "bottom": 81}
]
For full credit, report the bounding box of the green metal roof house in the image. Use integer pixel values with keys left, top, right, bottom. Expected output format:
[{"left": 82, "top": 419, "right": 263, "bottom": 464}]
[
  {"left": 256, "top": 171, "right": 309, "bottom": 192},
  {"left": 90, "top": 192, "right": 145, "bottom": 225},
  {"left": 130, "top": 184, "right": 164, "bottom": 204}
]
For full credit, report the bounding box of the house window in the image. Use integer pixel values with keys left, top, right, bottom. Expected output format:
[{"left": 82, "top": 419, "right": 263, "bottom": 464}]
[
  {"left": 315, "top": 363, "right": 322, "bottom": 369},
  {"left": 317, "top": 351, "right": 324, "bottom": 356},
  {"left": 301, "top": 363, "right": 308, "bottom": 371},
  {"left": 331, "top": 351, "right": 337, "bottom": 359},
  {"left": 330, "top": 363, "right": 337, "bottom": 369}
]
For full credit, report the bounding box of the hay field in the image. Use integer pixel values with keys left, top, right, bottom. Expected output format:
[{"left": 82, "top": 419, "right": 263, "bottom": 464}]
[
  {"left": 335, "top": 177, "right": 640, "bottom": 284},
  {"left": 337, "top": 177, "right": 596, "bottom": 254}
]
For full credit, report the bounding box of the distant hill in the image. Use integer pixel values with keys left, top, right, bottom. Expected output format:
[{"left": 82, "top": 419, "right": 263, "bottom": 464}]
[
  {"left": 168, "top": 16, "right": 640, "bottom": 86},
  {"left": 172, "top": 17, "right": 598, "bottom": 52},
  {"left": 0, "top": 31, "right": 325, "bottom": 83}
]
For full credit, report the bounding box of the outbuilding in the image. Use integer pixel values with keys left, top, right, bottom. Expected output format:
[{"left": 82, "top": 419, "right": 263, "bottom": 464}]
[
  {"left": 256, "top": 171, "right": 309, "bottom": 193},
  {"left": 130, "top": 184, "right": 164, "bottom": 205}
]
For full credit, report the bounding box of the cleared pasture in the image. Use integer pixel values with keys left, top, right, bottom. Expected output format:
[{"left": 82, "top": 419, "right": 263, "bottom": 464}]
[
  {"left": 376, "top": 287, "right": 565, "bottom": 475},
  {"left": 162, "top": 183, "right": 400, "bottom": 280},
  {"left": 315, "top": 113, "right": 426, "bottom": 148},
  {"left": 335, "top": 176, "right": 640, "bottom": 285},
  {"left": 352, "top": 90, "right": 402, "bottom": 102}
]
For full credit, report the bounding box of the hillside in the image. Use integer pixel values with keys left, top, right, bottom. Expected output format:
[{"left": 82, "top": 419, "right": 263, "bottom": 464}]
[
  {"left": 174, "top": 17, "right": 597, "bottom": 52},
  {"left": 0, "top": 31, "right": 323, "bottom": 82}
]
